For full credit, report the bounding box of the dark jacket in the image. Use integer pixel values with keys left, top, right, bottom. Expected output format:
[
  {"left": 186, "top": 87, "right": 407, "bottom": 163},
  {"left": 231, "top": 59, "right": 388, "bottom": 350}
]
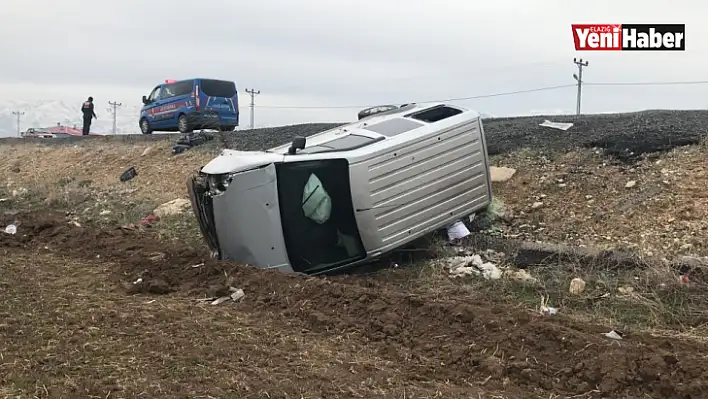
[{"left": 81, "top": 101, "right": 96, "bottom": 119}]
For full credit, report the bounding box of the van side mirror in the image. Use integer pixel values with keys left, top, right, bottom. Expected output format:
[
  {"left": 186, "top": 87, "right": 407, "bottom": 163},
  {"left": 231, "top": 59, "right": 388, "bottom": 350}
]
[
  {"left": 142, "top": 95, "right": 149, "bottom": 105},
  {"left": 288, "top": 136, "right": 306, "bottom": 154}
]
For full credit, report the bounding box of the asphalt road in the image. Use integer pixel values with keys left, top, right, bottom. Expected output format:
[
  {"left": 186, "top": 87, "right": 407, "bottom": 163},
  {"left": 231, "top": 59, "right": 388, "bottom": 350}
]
[{"left": 5, "top": 110, "right": 707, "bottom": 161}]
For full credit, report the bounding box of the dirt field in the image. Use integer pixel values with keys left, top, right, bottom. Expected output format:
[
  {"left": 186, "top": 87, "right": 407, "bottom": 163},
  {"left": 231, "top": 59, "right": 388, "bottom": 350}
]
[{"left": 2, "top": 111, "right": 708, "bottom": 398}]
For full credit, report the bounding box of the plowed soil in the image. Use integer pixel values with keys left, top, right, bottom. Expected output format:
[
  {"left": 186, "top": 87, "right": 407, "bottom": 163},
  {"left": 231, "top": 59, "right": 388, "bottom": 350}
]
[{"left": 2, "top": 211, "right": 708, "bottom": 398}]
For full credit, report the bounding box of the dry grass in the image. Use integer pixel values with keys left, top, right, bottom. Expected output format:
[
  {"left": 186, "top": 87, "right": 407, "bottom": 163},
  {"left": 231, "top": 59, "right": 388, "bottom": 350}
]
[{"left": 0, "top": 140, "right": 216, "bottom": 206}]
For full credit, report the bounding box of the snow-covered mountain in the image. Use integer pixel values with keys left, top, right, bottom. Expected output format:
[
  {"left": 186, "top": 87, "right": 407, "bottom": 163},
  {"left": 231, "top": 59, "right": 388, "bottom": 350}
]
[{"left": 0, "top": 100, "right": 142, "bottom": 136}]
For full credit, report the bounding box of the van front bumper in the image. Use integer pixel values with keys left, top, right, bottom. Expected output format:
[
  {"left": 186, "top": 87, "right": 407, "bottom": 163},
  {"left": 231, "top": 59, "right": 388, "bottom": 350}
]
[{"left": 187, "top": 174, "right": 221, "bottom": 258}]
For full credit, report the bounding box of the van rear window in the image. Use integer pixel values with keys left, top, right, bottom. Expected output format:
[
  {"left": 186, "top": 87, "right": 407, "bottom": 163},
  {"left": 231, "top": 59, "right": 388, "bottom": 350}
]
[{"left": 200, "top": 79, "right": 237, "bottom": 98}]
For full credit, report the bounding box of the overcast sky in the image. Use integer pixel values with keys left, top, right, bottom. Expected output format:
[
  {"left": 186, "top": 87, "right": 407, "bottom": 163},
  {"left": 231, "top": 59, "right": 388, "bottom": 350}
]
[{"left": 0, "top": 0, "right": 706, "bottom": 128}]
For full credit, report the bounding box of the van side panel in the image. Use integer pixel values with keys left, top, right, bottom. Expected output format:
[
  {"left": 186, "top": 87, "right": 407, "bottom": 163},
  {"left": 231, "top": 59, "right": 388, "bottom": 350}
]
[{"left": 351, "top": 119, "right": 491, "bottom": 252}]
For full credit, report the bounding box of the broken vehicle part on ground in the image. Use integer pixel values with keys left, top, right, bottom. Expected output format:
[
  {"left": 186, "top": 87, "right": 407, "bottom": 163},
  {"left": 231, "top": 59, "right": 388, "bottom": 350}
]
[{"left": 188, "top": 102, "right": 493, "bottom": 275}]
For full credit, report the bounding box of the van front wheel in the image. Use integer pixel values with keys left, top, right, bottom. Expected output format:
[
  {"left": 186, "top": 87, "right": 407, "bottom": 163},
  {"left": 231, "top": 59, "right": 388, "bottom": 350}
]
[
  {"left": 178, "top": 115, "right": 192, "bottom": 133},
  {"left": 140, "top": 119, "right": 152, "bottom": 134}
]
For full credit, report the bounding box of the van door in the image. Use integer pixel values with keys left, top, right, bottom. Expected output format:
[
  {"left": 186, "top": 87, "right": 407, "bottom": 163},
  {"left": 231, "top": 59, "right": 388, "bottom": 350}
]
[
  {"left": 198, "top": 79, "right": 238, "bottom": 129},
  {"left": 159, "top": 80, "right": 195, "bottom": 128},
  {"left": 143, "top": 85, "right": 165, "bottom": 128}
]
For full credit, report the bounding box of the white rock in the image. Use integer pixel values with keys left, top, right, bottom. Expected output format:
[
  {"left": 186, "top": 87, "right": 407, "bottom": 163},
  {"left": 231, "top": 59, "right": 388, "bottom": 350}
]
[
  {"left": 490, "top": 166, "right": 516, "bottom": 182},
  {"left": 531, "top": 202, "right": 544, "bottom": 209},
  {"left": 153, "top": 198, "right": 192, "bottom": 218},
  {"left": 625, "top": 180, "right": 637, "bottom": 188},
  {"left": 569, "top": 277, "right": 586, "bottom": 295}
]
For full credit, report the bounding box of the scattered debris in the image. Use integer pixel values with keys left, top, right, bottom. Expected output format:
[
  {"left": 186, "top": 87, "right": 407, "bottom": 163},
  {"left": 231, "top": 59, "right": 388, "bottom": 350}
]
[
  {"left": 569, "top": 277, "right": 587, "bottom": 295},
  {"left": 230, "top": 288, "right": 245, "bottom": 302},
  {"left": 446, "top": 220, "right": 470, "bottom": 243},
  {"left": 120, "top": 167, "right": 138, "bottom": 182},
  {"left": 4, "top": 224, "right": 17, "bottom": 234},
  {"left": 208, "top": 286, "right": 245, "bottom": 305},
  {"left": 490, "top": 166, "right": 516, "bottom": 182},
  {"left": 11, "top": 188, "right": 27, "bottom": 197},
  {"left": 504, "top": 269, "right": 538, "bottom": 284},
  {"left": 540, "top": 295, "right": 557, "bottom": 315},
  {"left": 153, "top": 198, "right": 191, "bottom": 218},
  {"left": 603, "top": 330, "right": 624, "bottom": 340},
  {"left": 148, "top": 252, "right": 166, "bottom": 261},
  {"left": 444, "top": 254, "right": 501, "bottom": 280},
  {"left": 140, "top": 214, "right": 159, "bottom": 226},
  {"left": 172, "top": 131, "right": 215, "bottom": 154},
  {"left": 617, "top": 286, "right": 634, "bottom": 295},
  {"left": 121, "top": 214, "right": 160, "bottom": 230},
  {"left": 172, "top": 144, "right": 190, "bottom": 155},
  {"left": 539, "top": 120, "right": 573, "bottom": 131}
]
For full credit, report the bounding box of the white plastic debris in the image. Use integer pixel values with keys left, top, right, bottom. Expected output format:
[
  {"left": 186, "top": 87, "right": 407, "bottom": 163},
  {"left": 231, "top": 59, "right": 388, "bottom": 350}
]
[
  {"left": 603, "top": 330, "right": 624, "bottom": 340},
  {"left": 539, "top": 120, "right": 573, "bottom": 131},
  {"left": 4, "top": 224, "right": 17, "bottom": 235},
  {"left": 446, "top": 220, "right": 470, "bottom": 241},
  {"left": 133, "top": 277, "right": 143, "bottom": 285},
  {"left": 230, "top": 288, "right": 245, "bottom": 302},
  {"left": 210, "top": 296, "right": 232, "bottom": 305},
  {"left": 540, "top": 296, "right": 558, "bottom": 315}
]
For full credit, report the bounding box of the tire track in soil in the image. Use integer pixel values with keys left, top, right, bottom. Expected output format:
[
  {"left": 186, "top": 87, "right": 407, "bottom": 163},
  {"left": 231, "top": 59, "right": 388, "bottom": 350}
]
[{"left": 2, "top": 212, "right": 708, "bottom": 398}]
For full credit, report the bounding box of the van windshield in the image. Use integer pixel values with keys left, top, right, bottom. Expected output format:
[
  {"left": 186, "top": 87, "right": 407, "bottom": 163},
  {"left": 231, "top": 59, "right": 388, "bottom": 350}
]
[{"left": 201, "top": 79, "right": 237, "bottom": 97}]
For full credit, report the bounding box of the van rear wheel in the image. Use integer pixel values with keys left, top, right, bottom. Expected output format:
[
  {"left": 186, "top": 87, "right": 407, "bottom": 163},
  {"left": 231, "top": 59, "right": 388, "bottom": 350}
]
[{"left": 178, "top": 114, "right": 192, "bottom": 133}]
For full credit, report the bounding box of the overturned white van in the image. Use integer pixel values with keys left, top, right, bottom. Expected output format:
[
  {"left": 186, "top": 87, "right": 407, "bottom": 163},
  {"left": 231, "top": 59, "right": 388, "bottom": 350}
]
[{"left": 188, "top": 103, "right": 493, "bottom": 275}]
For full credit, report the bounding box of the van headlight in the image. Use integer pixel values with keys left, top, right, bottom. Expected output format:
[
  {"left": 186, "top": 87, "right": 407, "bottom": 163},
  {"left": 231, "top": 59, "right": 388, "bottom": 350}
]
[{"left": 207, "top": 173, "right": 232, "bottom": 196}]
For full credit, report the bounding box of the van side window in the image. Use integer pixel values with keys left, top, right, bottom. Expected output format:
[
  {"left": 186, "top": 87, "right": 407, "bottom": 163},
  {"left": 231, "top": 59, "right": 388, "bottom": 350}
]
[
  {"left": 297, "top": 134, "right": 384, "bottom": 154},
  {"left": 163, "top": 81, "right": 193, "bottom": 99},
  {"left": 147, "top": 86, "right": 161, "bottom": 102},
  {"left": 364, "top": 118, "right": 423, "bottom": 137},
  {"left": 406, "top": 105, "right": 463, "bottom": 123}
]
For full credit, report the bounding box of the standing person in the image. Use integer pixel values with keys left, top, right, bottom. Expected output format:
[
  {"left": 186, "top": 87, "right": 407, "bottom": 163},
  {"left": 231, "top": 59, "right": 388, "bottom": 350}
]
[{"left": 81, "top": 96, "right": 97, "bottom": 135}]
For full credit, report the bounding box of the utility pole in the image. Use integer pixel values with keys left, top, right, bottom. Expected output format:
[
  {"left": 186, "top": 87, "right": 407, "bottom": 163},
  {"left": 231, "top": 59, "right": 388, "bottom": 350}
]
[
  {"left": 245, "top": 88, "right": 260, "bottom": 129},
  {"left": 108, "top": 101, "right": 122, "bottom": 134},
  {"left": 11, "top": 111, "right": 24, "bottom": 137},
  {"left": 572, "top": 58, "right": 589, "bottom": 116}
]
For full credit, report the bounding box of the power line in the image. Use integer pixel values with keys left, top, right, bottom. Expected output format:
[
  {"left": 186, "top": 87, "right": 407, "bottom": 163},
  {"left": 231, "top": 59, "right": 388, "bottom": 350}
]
[
  {"left": 254, "top": 84, "right": 577, "bottom": 110},
  {"left": 572, "top": 58, "right": 589, "bottom": 116},
  {"left": 11, "top": 111, "right": 24, "bottom": 137},
  {"left": 586, "top": 80, "right": 708, "bottom": 86},
  {"left": 246, "top": 79, "right": 708, "bottom": 110},
  {"left": 245, "top": 88, "right": 260, "bottom": 129},
  {"left": 108, "top": 101, "right": 122, "bottom": 135}
]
